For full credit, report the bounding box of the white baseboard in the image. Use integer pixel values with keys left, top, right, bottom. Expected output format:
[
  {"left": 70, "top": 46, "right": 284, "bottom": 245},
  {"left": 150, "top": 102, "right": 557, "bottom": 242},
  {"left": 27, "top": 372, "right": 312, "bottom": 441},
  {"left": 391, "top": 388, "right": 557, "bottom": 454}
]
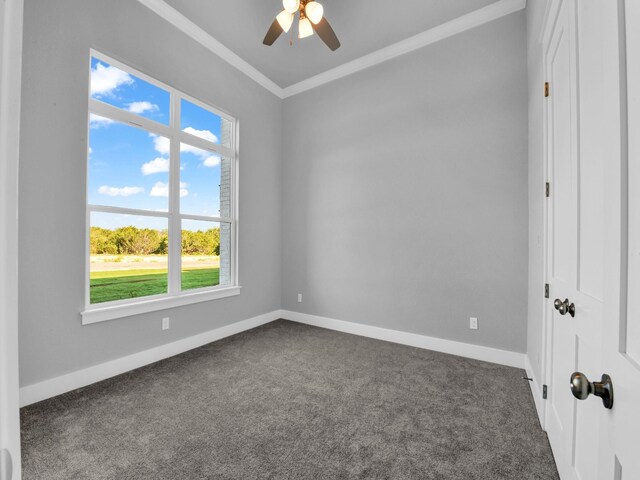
[
  {"left": 19, "top": 309, "right": 283, "bottom": 407},
  {"left": 524, "top": 354, "right": 546, "bottom": 429},
  {"left": 281, "top": 310, "right": 525, "bottom": 369},
  {"left": 21, "top": 309, "right": 527, "bottom": 407}
]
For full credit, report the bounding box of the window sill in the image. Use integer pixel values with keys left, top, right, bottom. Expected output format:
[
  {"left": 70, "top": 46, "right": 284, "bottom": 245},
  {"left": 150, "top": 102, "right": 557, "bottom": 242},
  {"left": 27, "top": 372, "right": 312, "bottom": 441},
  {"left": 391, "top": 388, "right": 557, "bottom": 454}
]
[{"left": 81, "top": 286, "right": 242, "bottom": 325}]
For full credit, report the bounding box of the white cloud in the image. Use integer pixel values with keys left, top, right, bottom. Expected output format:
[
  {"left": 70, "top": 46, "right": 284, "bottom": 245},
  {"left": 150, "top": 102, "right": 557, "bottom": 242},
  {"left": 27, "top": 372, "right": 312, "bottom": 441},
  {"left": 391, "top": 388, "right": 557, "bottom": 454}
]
[
  {"left": 150, "top": 182, "right": 168, "bottom": 197},
  {"left": 182, "top": 127, "right": 219, "bottom": 144},
  {"left": 98, "top": 185, "right": 144, "bottom": 197},
  {"left": 141, "top": 157, "right": 170, "bottom": 175},
  {"left": 181, "top": 143, "right": 206, "bottom": 157},
  {"left": 89, "top": 113, "right": 115, "bottom": 129},
  {"left": 90, "top": 62, "right": 133, "bottom": 97},
  {"left": 150, "top": 181, "right": 188, "bottom": 197},
  {"left": 203, "top": 155, "right": 220, "bottom": 167},
  {"left": 127, "top": 101, "right": 158, "bottom": 114},
  {"left": 151, "top": 135, "right": 170, "bottom": 155}
]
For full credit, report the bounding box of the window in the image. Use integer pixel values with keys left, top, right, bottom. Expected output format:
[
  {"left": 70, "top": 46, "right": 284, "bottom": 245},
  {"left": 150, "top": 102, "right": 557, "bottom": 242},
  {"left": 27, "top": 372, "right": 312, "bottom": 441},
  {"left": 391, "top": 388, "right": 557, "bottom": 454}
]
[{"left": 83, "top": 52, "right": 239, "bottom": 324}]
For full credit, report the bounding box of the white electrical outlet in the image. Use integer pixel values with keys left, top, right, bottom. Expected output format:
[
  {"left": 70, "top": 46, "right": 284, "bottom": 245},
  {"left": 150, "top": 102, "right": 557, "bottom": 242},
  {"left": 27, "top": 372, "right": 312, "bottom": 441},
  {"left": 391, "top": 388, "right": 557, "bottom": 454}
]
[
  {"left": 297, "top": 293, "right": 302, "bottom": 303},
  {"left": 470, "top": 317, "right": 478, "bottom": 330},
  {"left": 162, "top": 317, "right": 170, "bottom": 330}
]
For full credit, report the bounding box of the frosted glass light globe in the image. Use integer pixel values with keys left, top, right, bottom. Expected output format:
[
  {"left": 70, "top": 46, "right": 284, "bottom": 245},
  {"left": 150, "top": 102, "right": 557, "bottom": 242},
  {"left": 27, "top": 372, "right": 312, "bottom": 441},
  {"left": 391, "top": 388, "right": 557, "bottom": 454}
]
[
  {"left": 298, "top": 17, "right": 314, "bottom": 38},
  {"left": 305, "top": 2, "right": 323, "bottom": 24},
  {"left": 276, "top": 10, "right": 294, "bottom": 32},
  {"left": 282, "top": 0, "right": 300, "bottom": 14}
]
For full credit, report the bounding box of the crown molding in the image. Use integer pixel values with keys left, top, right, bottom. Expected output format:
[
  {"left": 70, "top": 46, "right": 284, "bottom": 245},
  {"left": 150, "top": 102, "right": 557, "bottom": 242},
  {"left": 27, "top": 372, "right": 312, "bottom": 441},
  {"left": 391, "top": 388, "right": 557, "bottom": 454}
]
[
  {"left": 137, "top": 0, "right": 284, "bottom": 98},
  {"left": 137, "top": 0, "right": 526, "bottom": 100},
  {"left": 281, "top": 0, "right": 526, "bottom": 97}
]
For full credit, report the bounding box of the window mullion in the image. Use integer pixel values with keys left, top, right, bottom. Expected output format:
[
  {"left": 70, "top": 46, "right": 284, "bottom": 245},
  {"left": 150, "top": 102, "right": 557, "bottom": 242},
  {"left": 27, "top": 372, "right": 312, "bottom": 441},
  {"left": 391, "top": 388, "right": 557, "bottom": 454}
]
[
  {"left": 177, "top": 131, "right": 234, "bottom": 158},
  {"left": 168, "top": 94, "right": 182, "bottom": 295},
  {"left": 89, "top": 99, "right": 172, "bottom": 138},
  {"left": 88, "top": 204, "right": 170, "bottom": 219},
  {"left": 231, "top": 123, "right": 239, "bottom": 287}
]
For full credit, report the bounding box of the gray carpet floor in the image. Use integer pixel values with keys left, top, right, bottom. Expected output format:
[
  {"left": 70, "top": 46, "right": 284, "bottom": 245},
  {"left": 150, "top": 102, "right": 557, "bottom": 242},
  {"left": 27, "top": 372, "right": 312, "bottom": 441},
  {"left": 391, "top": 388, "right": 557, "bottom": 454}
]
[{"left": 21, "top": 320, "right": 559, "bottom": 479}]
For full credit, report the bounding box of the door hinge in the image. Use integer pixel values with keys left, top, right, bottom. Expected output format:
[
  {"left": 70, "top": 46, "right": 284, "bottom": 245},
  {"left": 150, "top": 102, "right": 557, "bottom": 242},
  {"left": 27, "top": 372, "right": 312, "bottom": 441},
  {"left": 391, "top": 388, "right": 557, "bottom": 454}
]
[
  {"left": 543, "top": 384, "right": 548, "bottom": 399},
  {"left": 544, "top": 82, "right": 550, "bottom": 97},
  {"left": 545, "top": 182, "right": 550, "bottom": 197},
  {"left": 545, "top": 283, "right": 549, "bottom": 298}
]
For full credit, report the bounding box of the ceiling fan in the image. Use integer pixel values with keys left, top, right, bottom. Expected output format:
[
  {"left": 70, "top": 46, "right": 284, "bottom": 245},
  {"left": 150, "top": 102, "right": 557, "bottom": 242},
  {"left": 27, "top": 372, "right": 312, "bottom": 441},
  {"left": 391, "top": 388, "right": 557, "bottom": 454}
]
[{"left": 263, "top": 0, "right": 341, "bottom": 51}]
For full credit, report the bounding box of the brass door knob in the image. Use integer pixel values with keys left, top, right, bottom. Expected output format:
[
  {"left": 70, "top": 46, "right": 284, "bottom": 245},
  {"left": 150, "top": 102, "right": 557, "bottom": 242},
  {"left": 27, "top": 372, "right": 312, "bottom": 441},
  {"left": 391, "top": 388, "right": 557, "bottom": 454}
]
[
  {"left": 570, "top": 372, "right": 614, "bottom": 409},
  {"left": 553, "top": 298, "right": 575, "bottom": 317}
]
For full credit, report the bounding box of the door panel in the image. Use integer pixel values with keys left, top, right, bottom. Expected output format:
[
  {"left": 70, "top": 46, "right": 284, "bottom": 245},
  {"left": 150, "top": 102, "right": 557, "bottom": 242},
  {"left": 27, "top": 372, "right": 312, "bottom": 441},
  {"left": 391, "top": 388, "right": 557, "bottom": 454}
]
[
  {"left": 549, "top": 20, "right": 575, "bottom": 285},
  {"left": 545, "top": 5, "right": 578, "bottom": 470},
  {"left": 576, "top": 3, "right": 605, "bottom": 303},
  {"left": 599, "top": 0, "right": 640, "bottom": 478},
  {"left": 544, "top": 2, "right": 605, "bottom": 479},
  {"left": 624, "top": 0, "right": 640, "bottom": 365}
]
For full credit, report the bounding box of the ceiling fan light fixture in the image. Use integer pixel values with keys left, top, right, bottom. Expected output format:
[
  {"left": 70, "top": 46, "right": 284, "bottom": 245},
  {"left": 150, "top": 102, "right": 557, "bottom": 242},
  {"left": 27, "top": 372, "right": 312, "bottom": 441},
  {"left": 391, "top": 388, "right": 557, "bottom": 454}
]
[
  {"left": 298, "top": 17, "right": 313, "bottom": 38},
  {"left": 276, "top": 10, "right": 294, "bottom": 33},
  {"left": 263, "top": 0, "right": 339, "bottom": 50},
  {"left": 282, "top": 0, "right": 300, "bottom": 14},
  {"left": 305, "top": 2, "right": 323, "bottom": 24}
]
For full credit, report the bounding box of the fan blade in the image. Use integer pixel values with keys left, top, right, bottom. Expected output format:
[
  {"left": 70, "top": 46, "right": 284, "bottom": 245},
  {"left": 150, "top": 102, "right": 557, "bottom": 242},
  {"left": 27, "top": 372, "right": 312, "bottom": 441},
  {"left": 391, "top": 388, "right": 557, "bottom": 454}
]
[
  {"left": 263, "top": 19, "right": 284, "bottom": 46},
  {"left": 312, "top": 18, "right": 340, "bottom": 51}
]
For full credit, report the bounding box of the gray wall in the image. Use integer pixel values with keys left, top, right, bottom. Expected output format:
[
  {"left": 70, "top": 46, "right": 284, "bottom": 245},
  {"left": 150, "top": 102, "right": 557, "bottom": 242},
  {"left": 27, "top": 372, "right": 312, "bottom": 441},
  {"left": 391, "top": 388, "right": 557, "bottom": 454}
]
[
  {"left": 19, "top": 0, "right": 282, "bottom": 386},
  {"left": 525, "top": 0, "right": 549, "bottom": 384},
  {"left": 19, "top": 2, "right": 530, "bottom": 389},
  {"left": 281, "top": 12, "right": 529, "bottom": 353}
]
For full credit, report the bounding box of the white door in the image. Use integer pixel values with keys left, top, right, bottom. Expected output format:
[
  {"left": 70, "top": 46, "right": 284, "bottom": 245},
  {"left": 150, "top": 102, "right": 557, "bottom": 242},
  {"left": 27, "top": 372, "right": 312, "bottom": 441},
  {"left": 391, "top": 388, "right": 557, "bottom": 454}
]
[
  {"left": 543, "top": 1, "right": 640, "bottom": 479},
  {"left": 0, "top": 0, "right": 23, "bottom": 479},
  {"left": 599, "top": 0, "right": 640, "bottom": 478},
  {"left": 543, "top": 1, "right": 606, "bottom": 479}
]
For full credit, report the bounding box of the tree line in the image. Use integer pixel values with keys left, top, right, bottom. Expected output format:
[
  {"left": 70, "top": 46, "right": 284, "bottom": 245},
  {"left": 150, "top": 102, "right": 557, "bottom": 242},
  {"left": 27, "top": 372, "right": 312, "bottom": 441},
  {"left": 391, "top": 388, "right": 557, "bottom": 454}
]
[{"left": 90, "top": 226, "right": 220, "bottom": 256}]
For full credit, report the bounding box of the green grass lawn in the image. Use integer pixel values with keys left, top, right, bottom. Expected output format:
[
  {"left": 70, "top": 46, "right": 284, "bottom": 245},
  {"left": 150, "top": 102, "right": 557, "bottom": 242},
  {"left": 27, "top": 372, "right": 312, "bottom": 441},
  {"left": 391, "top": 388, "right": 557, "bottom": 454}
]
[{"left": 90, "top": 268, "right": 220, "bottom": 304}]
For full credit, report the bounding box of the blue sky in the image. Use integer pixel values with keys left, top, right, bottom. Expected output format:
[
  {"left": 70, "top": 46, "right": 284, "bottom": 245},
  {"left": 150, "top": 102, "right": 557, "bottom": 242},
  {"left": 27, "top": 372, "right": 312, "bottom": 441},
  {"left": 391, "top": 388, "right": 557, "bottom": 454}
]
[{"left": 89, "top": 57, "right": 226, "bottom": 230}]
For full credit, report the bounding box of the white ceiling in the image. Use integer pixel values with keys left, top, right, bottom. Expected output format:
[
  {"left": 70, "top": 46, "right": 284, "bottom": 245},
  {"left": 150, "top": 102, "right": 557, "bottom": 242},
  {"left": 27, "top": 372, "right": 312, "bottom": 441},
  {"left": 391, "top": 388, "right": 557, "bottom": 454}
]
[{"left": 162, "top": 0, "right": 499, "bottom": 88}]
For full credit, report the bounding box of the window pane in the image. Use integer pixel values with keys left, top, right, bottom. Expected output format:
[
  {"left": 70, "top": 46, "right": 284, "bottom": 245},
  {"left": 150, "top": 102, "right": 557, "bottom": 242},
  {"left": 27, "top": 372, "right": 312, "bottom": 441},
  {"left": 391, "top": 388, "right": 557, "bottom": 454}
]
[
  {"left": 89, "top": 117, "right": 170, "bottom": 212},
  {"left": 180, "top": 145, "right": 232, "bottom": 218},
  {"left": 90, "top": 212, "right": 168, "bottom": 304},
  {"left": 181, "top": 219, "right": 230, "bottom": 291},
  {"left": 90, "top": 57, "right": 170, "bottom": 125},
  {"left": 180, "top": 98, "right": 232, "bottom": 148}
]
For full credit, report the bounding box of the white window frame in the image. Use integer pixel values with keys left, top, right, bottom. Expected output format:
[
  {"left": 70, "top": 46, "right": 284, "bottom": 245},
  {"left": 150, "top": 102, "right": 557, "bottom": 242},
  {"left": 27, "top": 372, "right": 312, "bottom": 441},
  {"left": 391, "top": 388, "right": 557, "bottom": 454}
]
[{"left": 81, "top": 50, "right": 240, "bottom": 325}]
